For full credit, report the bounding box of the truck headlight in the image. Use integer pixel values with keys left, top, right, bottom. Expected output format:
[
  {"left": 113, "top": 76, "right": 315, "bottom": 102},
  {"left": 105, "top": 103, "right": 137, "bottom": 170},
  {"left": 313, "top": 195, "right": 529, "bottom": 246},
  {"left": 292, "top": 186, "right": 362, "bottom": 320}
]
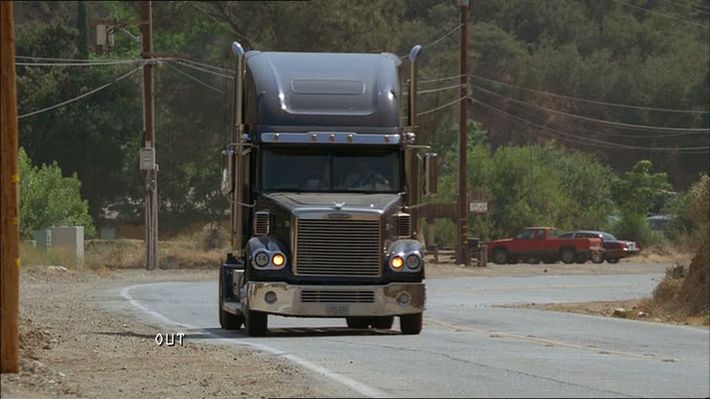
[
  {"left": 406, "top": 254, "right": 421, "bottom": 269},
  {"left": 391, "top": 256, "right": 404, "bottom": 269},
  {"left": 254, "top": 252, "right": 269, "bottom": 267},
  {"left": 272, "top": 253, "right": 286, "bottom": 268}
]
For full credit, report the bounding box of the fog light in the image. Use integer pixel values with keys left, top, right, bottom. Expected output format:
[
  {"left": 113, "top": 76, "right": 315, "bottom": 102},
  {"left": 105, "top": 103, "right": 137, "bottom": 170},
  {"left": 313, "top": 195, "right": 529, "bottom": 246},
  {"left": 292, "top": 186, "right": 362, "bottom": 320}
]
[
  {"left": 265, "top": 291, "right": 277, "bottom": 304},
  {"left": 254, "top": 252, "right": 269, "bottom": 267},
  {"left": 391, "top": 256, "right": 404, "bottom": 269},
  {"left": 397, "top": 292, "right": 411, "bottom": 305},
  {"left": 406, "top": 255, "right": 421, "bottom": 269},
  {"left": 272, "top": 253, "right": 285, "bottom": 267}
]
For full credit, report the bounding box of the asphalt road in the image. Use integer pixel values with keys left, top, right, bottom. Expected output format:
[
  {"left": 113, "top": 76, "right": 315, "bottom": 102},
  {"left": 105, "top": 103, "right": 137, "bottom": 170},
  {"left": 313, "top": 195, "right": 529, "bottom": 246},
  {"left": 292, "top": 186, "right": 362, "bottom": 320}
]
[{"left": 115, "top": 270, "right": 710, "bottom": 398}]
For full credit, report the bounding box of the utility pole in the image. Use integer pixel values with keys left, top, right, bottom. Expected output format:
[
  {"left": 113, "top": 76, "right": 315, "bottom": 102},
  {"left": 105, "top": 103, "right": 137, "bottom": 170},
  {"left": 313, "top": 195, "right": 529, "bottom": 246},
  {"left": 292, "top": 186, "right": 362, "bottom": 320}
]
[
  {"left": 457, "top": 0, "right": 470, "bottom": 265},
  {"left": 141, "top": 0, "right": 158, "bottom": 270},
  {"left": 1, "top": 0, "right": 20, "bottom": 373},
  {"left": 92, "top": 2, "right": 174, "bottom": 270}
]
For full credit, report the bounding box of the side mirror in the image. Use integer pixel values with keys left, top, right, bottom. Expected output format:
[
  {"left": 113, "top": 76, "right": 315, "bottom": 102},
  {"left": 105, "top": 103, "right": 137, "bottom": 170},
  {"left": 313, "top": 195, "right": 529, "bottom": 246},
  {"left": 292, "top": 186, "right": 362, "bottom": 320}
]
[
  {"left": 423, "top": 152, "right": 438, "bottom": 197},
  {"left": 221, "top": 147, "right": 235, "bottom": 196}
]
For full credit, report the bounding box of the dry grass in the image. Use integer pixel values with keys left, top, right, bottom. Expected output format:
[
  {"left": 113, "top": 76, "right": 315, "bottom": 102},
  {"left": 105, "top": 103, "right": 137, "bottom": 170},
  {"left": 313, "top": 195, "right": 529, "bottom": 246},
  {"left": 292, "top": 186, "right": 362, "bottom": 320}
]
[
  {"left": 635, "top": 243, "right": 692, "bottom": 264},
  {"left": 22, "top": 231, "right": 226, "bottom": 271},
  {"left": 21, "top": 244, "right": 86, "bottom": 270}
]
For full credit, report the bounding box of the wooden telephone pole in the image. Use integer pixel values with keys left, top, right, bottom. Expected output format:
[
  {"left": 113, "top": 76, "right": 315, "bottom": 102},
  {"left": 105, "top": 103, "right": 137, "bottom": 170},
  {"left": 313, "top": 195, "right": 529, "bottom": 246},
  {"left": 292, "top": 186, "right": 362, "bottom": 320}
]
[
  {"left": 141, "top": 0, "right": 158, "bottom": 270},
  {"left": 91, "top": 1, "right": 158, "bottom": 270},
  {"left": 1, "top": 0, "right": 20, "bottom": 373},
  {"left": 457, "top": 0, "right": 470, "bottom": 265}
]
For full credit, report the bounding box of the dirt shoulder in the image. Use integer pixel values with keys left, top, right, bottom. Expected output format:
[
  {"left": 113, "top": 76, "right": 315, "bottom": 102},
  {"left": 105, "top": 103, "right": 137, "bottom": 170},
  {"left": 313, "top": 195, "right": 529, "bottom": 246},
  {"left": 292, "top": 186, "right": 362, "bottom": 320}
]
[
  {"left": 0, "top": 267, "right": 332, "bottom": 399},
  {"left": 493, "top": 246, "right": 709, "bottom": 328},
  {"left": 504, "top": 300, "right": 709, "bottom": 328}
]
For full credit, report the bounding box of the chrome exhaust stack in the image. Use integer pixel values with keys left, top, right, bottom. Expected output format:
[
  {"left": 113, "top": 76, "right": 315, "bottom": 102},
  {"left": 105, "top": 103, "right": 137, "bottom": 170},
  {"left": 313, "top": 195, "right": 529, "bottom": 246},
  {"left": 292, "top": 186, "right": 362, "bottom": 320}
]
[{"left": 230, "top": 41, "right": 246, "bottom": 255}]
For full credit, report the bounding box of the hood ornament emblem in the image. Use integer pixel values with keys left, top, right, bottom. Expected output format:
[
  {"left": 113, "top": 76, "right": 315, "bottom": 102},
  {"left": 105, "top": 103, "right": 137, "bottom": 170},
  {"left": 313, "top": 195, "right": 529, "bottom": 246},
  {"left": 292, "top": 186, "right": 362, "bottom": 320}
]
[{"left": 332, "top": 201, "right": 345, "bottom": 210}]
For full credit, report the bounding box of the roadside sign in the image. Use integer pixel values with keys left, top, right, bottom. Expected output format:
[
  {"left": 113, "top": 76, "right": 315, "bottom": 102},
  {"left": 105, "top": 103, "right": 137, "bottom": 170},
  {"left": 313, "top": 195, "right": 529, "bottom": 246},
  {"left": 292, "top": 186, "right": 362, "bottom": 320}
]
[{"left": 469, "top": 201, "right": 488, "bottom": 214}]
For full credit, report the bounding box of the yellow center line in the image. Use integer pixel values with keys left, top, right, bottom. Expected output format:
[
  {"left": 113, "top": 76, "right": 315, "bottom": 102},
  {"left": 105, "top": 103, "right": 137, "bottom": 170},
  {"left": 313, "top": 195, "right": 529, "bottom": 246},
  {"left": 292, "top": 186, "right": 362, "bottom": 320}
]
[{"left": 425, "top": 318, "right": 676, "bottom": 362}]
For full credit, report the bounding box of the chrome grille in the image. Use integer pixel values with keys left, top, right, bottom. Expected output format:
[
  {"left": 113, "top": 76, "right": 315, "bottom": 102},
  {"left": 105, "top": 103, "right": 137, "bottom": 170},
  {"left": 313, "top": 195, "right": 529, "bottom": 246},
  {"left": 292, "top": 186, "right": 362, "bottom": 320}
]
[
  {"left": 301, "top": 290, "right": 375, "bottom": 303},
  {"left": 296, "top": 218, "right": 381, "bottom": 276}
]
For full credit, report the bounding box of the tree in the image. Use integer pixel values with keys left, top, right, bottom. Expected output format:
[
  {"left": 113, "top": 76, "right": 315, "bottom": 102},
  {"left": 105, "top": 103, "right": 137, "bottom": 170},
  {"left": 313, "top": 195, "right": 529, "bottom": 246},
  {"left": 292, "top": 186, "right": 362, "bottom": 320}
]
[
  {"left": 19, "top": 148, "right": 95, "bottom": 238},
  {"left": 611, "top": 160, "right": 672, "bottom": 244},
  {"left": 612, "top": 160, "right": 672, "bottom": 215}
]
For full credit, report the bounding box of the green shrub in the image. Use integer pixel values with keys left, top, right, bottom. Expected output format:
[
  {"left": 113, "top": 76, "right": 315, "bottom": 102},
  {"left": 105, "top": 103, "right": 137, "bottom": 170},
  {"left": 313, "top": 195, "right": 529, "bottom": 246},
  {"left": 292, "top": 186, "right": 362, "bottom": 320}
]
[
  {"left": 612, "top": 211, "right": 663, "bottom": 246},
  {"left": 19, "top": 148, "right": 95, "bottom": 238}
]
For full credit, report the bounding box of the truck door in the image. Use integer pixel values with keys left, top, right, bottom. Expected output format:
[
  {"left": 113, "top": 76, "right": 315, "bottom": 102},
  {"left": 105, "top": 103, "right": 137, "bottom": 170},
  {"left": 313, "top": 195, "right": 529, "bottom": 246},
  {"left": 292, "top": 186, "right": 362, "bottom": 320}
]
[
  {"left": 532, "top": 229, "right": 547, "bottom": 256},
  {"left": 511, "top": 229, "right": 536, "bottom": 256}
]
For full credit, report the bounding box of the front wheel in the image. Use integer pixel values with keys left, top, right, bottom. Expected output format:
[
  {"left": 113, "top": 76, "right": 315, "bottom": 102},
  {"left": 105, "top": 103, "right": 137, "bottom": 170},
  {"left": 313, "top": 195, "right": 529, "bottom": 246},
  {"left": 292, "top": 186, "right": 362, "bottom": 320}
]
[
  {"left": 560, "top": 248, "right": 576, "bottom": 264},
  {"left": 492, "top": 249, "right": 509, "bottom": 265},
  {"left": 219, "top": 269, "right": 243, "bottom": 330},
  {"left": 575, "top": 253, "right": 589, "bottom": 264},
  {"left": 607, "top": 257, "right": 619, "bottom": 264},
  {"left": 400, "top": 313, "right": 423, "bottom": 335}
]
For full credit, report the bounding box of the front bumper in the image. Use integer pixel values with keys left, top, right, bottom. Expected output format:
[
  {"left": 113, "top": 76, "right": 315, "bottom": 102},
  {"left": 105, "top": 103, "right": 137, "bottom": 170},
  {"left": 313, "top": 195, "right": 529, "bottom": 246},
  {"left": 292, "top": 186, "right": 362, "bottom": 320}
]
[{"left": 246, "top": 282, "right": 425, "bottom": 317}]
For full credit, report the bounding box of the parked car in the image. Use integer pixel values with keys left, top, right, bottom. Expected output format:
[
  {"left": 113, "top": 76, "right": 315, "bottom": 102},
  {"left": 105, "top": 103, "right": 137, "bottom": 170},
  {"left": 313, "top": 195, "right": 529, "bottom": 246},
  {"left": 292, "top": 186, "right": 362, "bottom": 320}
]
[
  {"left": 558, "top": 230, "right": 640, "bottom": 263},
  {"left": 487, "top": 227, "right": 603, "bottom": 265}
]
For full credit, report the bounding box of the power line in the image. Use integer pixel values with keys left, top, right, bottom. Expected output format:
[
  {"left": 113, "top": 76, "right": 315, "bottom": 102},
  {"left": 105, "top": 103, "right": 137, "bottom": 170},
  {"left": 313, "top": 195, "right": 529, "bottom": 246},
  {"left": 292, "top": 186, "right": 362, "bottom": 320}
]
[
  {"left": 400, "top": 23, "right": 463, "bottom": 59},
  {"left": 405, "top": 83, "right": 465, "bottom": 95},
  {"left": 508, "top": 102, "right": 705, "bottom": 139},
  {"left": 474, "top": 99, "right": 710, "bottom": 153},
  {"left": 165, "top": 62, "right": 224, "bottom": 94},
  {"left": 16, "top": 59, "right": 142, "bottom": 67},
  {"left": 471, "top": 97, "right": 710, "bottom": 153},
  {"left": 172, "top": 59, "right": 234, "bottom": 80},
  {"left": 16, "top": 55, "right": 236, "bottom": 77},
  {"left": 419, "top": 74, "right": 466, "bottom": 85},
  {"left": 474, "top": 84, "right": 710, "bottom": 132},
  {"left": 472, "top": 74, "right": 710, "bottom": 114},
  {"left": 617, "top": 0, "right": 710, "bottom": 29},
  {"left": 176, "top": 57, "right": 233, "bottom": 75},
  {"left": 16, "top": 55, "right": 139, "bottom": 63},
  {"left": 422, "top": 23, "right": 463, "bottom": 49},
  {"left": 661, "top": 0, "right": 710, "bottom": 15},
  {"left": 18, "top": 66, "right": 142, "bottom": 119},
  {"left": 418, "top": 95, "right": 468, "bottom": 117}
]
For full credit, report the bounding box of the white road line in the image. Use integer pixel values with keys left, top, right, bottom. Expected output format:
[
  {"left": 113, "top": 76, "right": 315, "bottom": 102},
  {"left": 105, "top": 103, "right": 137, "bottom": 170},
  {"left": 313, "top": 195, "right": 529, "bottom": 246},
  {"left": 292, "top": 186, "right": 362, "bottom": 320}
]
[{"left": 120, "top": 283, "right": 390, "bottom": 398}]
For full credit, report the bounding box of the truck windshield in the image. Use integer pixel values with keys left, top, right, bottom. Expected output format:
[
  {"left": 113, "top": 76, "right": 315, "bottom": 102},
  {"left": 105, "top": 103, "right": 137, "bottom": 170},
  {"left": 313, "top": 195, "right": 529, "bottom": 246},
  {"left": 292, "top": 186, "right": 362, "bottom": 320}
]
[{"left": 262, "top": 148, "right": 401, "bottom": 193}]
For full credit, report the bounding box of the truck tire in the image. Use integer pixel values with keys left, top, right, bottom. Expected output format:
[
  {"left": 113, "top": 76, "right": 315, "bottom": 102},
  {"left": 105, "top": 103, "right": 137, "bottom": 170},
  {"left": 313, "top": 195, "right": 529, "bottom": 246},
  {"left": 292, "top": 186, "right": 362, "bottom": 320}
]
[
  {"left": 575, "top": 253, "right": 589, "bottom": 264},
  {"left": 400, "top": 313, "right": 423, "bottom": 335},
  {"left": 607, "top": 257, "right": 619, "bottom": 264},
  {"left": 492, "top": 248, "right": 509, "bottom": 265},
  {"left": 346, "top": 317, "right": 370, "bottom": 329},
  {"left": 560, "top": 248, "right": 576, "bottom": 264},
  {"left": 219, "top": 268, "right": 244, "bottom": 330},
  {"left": 245, "top": 306, "right": 268, "bottom": 337},
  {"left": 371, "top": 316, "right": 394, "bottom": 329}
]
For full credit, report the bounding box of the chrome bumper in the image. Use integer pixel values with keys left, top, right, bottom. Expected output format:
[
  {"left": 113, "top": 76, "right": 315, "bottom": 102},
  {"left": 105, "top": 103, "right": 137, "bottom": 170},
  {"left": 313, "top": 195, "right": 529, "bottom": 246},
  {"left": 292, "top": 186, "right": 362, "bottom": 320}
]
[{"left": 246, "top": 282, "right": 425, "bottom": 317}]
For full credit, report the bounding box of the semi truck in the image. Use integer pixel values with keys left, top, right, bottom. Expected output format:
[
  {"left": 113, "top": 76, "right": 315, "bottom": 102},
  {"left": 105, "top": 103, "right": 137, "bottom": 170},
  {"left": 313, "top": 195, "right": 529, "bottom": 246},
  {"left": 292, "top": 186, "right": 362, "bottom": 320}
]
[{"left": 218, "top": 42, "right": 437, "bottom": 336}]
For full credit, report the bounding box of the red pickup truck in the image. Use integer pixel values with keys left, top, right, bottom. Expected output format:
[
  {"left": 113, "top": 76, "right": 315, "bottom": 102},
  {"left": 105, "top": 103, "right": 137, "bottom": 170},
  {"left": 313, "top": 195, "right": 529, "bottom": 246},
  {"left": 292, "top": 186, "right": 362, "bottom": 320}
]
[{"left": 487, "top": 227, "right": 603, "bottom": 265}]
